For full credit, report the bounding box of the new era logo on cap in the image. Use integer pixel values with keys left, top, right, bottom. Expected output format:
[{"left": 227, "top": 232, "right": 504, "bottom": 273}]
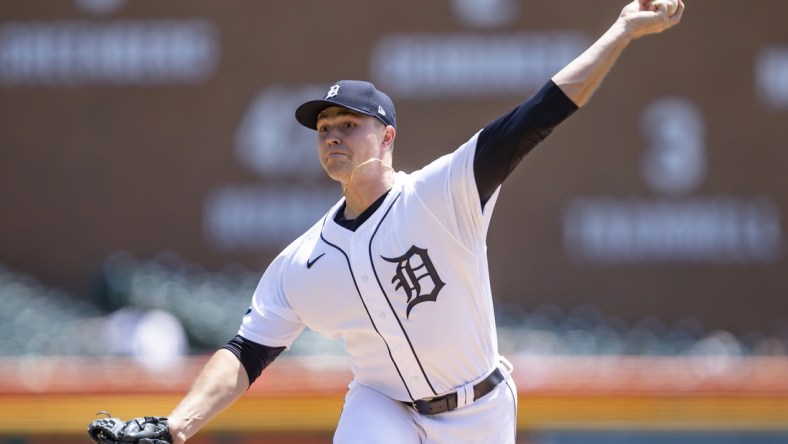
[{"left": 295, "top": 80, "right": 396, "bottom": 130}]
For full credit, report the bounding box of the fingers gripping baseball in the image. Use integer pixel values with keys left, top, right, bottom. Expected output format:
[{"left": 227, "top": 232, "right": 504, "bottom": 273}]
[
  {"left": 87, "top": 414, "right": 172, "bottom": 444},
  {"left": 646, "top": 0, "right": 680, "bottom": 17},
  {"left": 620, "top": 0, "right": 683, "bottom": 39}
]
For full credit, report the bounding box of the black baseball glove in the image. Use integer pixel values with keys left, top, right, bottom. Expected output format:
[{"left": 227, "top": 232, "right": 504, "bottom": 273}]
[{"left": 87, "top": 413, "right": 172, "bottom": 444}]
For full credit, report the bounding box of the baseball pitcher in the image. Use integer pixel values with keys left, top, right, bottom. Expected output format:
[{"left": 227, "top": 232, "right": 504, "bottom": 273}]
[{"left": 88, "top": 1, "right": 683, "bottom": 443}]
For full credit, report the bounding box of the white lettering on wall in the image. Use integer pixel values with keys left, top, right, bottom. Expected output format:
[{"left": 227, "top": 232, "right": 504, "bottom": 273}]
[
  {"left": 451, "top": 0, "right": 519, "bottom": 28},
  {"left": 756, "top": 45, "right": 788, "bottom": 110},
  {"left": 205, "top": 85, "right": 333, "bottom": 253},
  {"left": 640, "top": 98, "right": 706, "bottom": 196},
  {"left": 562, "top": 97, "right": 784, "bottom": 265},
  {"left": 0, "top": 20, "right": 219, "bottom": 86},
  {"left": 371, "top": 32, "right": 590, "bottom": 98},
  {"left": 563, "top": 197, "right": 783, "bottom": 264},
  {"left": 234, "top": 86, "right": 326, "bottom": 178},
  {"left": 74, "top": 0, "right": 126, "bottom": 16},
  {"left": 204, "top": 185, "right": 336, "bottom": 251}
]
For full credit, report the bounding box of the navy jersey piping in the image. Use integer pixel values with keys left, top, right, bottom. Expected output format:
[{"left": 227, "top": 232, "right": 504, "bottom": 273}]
[
  {"left": 317, "top": 215, "right": 416, "bottom": 401},
  {"left": 368, "top": 192, "right": 439, "bottom": 397},
  {"left": 505, "top": 378, "right": 518, "bottom": 439}
]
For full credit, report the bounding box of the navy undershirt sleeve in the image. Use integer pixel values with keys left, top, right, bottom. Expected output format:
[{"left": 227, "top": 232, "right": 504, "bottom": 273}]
[
  {"left": 474, "top": 80, "right": 579, "bottom": 207},
  {"left": 222, "top": 335, "right": 286, "bottom": 386}
]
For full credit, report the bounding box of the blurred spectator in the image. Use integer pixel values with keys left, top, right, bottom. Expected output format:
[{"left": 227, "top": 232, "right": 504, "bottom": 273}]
[{"left": 102, "top": 307, "right": 188, "bottom": 371}]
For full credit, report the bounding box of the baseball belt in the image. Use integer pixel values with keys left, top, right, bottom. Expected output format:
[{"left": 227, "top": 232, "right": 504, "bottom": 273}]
[{"left": 406, "top": 367, "right": 506, "bottom": 415}]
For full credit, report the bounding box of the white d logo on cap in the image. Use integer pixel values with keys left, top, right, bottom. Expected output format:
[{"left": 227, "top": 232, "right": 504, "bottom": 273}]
[{"left": 325, "top": 85, "right": 341, "bottom": 99}]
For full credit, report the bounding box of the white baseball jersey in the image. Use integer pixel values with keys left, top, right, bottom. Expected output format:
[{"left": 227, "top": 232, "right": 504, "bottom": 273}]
[{"left": 239, "top": 130, "right": 502, "bottom": 402}]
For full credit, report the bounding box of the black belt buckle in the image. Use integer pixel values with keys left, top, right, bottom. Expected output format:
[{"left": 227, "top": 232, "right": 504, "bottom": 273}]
[
  {"left": 412, "top": 393, "right": 458, "bottom": 415},
  {"left": 409, "top": 368, "right": 504, "bottom": 415}
]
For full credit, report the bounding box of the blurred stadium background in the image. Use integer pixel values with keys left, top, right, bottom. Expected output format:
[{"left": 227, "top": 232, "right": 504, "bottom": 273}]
[{"left": 1, "top": 0, "right": 787, "bottom": 443}]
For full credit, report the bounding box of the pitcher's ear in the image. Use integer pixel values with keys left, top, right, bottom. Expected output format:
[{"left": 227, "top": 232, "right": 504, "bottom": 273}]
[{"left": 383, "top": 126, "right": 396, "bottom": 146}]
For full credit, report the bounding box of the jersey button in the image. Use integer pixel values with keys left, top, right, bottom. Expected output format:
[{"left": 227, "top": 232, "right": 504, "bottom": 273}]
[
  {"left": 379, "top": 311, "right": 386, "bottom": 319},
  {"left": 361, "top": 274, "right": 369, "bottom": 282}
]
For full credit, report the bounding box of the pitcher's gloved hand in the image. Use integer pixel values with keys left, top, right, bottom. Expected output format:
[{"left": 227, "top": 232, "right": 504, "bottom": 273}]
[{"left": 87, "top": 413, "right": 172, "bottom": 444}]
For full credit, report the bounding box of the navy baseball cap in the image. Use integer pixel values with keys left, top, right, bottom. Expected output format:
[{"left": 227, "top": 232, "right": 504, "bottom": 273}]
[{"left": 295, "top": 80, "right": 396, "bottom": 130}]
